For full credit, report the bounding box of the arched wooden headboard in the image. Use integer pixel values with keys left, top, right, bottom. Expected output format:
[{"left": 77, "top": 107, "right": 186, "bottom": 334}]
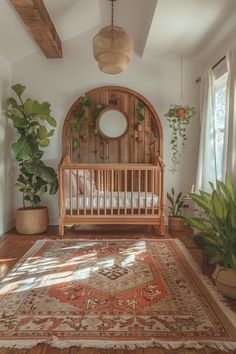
[{"left": 62, "top": 86, "right": 163, "bottom": 164}]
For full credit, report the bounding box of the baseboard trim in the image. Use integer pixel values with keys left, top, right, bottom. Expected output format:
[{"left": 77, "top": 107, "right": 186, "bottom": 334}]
[{"left": 0, "top": 219, "right": 15, "bottom": 237}]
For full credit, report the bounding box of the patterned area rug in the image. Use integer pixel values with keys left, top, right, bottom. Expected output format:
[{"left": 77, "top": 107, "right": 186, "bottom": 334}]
[{"left": 0, "top": 239, "right": 235, "bottom": 350}]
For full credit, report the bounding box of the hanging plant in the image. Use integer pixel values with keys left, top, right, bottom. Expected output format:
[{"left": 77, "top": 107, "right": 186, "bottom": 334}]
[
  {"left": 165, "top": 104, "right": 196, "bottom": 172},
  {"left": 165, "top": 54, "right": 196, "bottom": 172}
]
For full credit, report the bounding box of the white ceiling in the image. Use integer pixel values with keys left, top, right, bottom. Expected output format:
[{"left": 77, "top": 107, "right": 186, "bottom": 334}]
[
  {"left": 0, "top": 0, "right": 236, "bottom": 63},
  {"left": 144, "top": 0, "right": 236, "bottom": 58}
]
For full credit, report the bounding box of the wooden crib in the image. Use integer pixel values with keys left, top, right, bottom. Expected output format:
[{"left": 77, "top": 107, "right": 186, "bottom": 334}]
[
  {"left": 58, "top": 86, "right": 165, "bottom": 236},
  {"left": 59, "top": 158, "right": 164, "bottom": 236}
]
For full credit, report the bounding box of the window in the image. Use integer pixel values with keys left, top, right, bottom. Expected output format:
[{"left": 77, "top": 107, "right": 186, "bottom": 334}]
[{"left": 213, "top": 71, "right": 228, "bottom": 180}]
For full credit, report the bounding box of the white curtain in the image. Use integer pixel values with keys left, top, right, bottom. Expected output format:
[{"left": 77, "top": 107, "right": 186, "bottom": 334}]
[
  {"left": 225, "top": 49, "right": 236, "bottom": 187},
  {"left": 195, "top": 70, "right": 217, "bottom": 192}
]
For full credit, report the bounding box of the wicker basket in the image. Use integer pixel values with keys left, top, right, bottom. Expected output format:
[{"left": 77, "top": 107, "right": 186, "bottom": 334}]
[
  {"left": 93, "top": 26, "right": 133, "bottom": 74},
  {"left": 16, "top": 206, "right": 49, "bottom": 235},
  {"left": 168, "top": 216, "right": 185, "bottom": 231}
]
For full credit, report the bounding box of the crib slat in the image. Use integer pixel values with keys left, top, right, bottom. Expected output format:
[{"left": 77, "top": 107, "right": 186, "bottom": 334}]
[
  {"left": 69, "top": 169, "right": 72, "bottom": 215},
  {"left": 145, "top": 170, "right": 147, "bottom": 215},
  {"left": 104, "top": 169, "right": 107, "bottom": 214},
  {"left": 90, "top": 170, "right": 93, "bottom": 215},
  {"left": 131, "top": 169, "right": 134, "bottom": 215},
  {"left": 138, "top": 170, "right": 141, "bottom": 213},
  {"left": 76, "top": 169, "right": 79, "bottom": 215},
  {"left": 124, "top": 170, "right": 127, "bottom": 215},
  {"left": 118, "top": 170, "right": 120, "bottom": 214},
  {"left": 152, "top": 170, "right": 154, "bottom": 214},
  {"left": 159, "top": 169, "right": 162, "bottom": 217},
  {"left": 84, "top": 170, "right": 86, "bottom": 215},
  {"left": 97, "top": 169, "right": 100, "bottom": 215},
  {"left": 111, "top": 170, "right": 114, "bottom": 215}
]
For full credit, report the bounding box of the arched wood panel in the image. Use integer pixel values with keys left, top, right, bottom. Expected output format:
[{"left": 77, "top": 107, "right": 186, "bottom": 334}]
[{"left": 62, "top": 86, "right": 163, "bottom": 164}]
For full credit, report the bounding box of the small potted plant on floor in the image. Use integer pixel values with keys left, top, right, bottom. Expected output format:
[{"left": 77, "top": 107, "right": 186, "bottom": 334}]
[
  {"left": 5, "top": 84, "right": 58, "bottom": 234},
  {"left": 185, "top": 175, "right": 236, "bottom": 299},
  {"left": 167, "top": 188, "right": 185, "bottom": 231}
]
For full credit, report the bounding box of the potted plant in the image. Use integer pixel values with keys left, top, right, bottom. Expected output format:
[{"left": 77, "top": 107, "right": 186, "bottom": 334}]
[
  {"left": 185, "top": 175, "right": 236, "bottom": 299},
  {"left": 167, "top": 188, "right": 185, "bottom": 231},
  {"left": 5, "top": 84, "right": 58, "bottom": 234},
  {"left": 165, "top": 104, "right": 196, "bottom": 172}
]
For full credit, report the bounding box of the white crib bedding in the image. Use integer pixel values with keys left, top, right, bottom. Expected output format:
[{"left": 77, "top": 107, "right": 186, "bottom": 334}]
[{"left": 65, "top": 191, "right": 159, "bottom": 210}]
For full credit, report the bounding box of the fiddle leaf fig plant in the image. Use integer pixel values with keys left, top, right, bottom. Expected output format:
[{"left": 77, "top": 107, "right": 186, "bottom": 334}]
[
  {"left": 165, "top": 104, "right": 196, "bottom": 172},
  {"left": 5, "top": 83, "right": 58, "bottom": 207}
]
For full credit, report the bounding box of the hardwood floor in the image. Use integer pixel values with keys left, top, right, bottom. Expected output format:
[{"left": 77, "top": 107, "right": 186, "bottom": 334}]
[{"left": 0, "top": 225, "right": 235, "bottom": 354}]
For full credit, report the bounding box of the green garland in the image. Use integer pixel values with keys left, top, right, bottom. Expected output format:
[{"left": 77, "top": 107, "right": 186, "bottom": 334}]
[{"left": 165, "top": 104, "right": 196, "bottom": 172}]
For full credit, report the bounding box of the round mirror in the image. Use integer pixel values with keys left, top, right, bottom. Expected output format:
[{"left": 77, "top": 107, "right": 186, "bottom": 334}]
[{"left": 98, "top": 109, "right": 128, "bottom": 139}]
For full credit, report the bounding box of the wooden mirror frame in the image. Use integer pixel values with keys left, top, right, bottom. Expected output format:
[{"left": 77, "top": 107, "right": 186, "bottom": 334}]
[{"left": 97, "top": 107, "right": 129, "bottom": 140}]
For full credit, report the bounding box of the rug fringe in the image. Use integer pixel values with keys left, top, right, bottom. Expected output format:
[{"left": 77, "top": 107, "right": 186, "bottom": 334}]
[
  {"left": 0, "top": 339, "right": 236, "bottom": 351},
  {"left": 175, "top": 238, "right": 236, "bottom": 328}
]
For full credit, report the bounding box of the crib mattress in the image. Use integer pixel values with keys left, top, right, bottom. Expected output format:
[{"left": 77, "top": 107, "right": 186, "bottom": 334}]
[{"left": 65, "top": 191, "right": 159, "bottom": 210}]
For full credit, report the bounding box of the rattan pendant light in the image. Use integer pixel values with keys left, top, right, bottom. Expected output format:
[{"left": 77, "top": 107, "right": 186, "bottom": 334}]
[{"left": 93, "top": 0, "right": 133, "bottom": 74}]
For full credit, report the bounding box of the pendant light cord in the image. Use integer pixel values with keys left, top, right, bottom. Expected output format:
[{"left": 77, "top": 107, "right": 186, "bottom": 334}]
[{"left": 111, "top": 0, "right": 115, "bottom": 30}]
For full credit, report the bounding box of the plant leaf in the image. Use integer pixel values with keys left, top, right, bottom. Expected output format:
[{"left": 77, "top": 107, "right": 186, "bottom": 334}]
[
  {"left": 11, "top": 137, "right": 34, "bottom": 161},
  {"left": 12, "top": 83, "right": 25, "bottom": 98},
  {"left": 39, "top": 138, "right": 50, "bottom": 147}
]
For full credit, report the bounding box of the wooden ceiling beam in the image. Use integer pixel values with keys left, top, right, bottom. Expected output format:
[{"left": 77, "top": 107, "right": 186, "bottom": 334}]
[{"left": 10, "top": 0, "right": 62, "bottom": 58}]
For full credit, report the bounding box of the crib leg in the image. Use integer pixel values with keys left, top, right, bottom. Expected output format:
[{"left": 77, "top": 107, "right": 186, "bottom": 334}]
[
  {"left": 153, "top": 217, "right": 165, "bottom": 237},
  {"left": 59, "top": 219, "right": 64, "bottom": 237},
  {"left": 160, "top": 216, "right": 166, "bottom": 236}
]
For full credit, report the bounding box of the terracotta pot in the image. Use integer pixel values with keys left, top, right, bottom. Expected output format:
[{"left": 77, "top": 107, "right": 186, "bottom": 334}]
[
  {"left": 15, "top": 206, "right": 49, "bottom": 235},
  {"left": 176, "top": 108, "right": 186, "bottom": 119},
  {"left": 168, "top": 216, "right": 185, "bottom": 231},
  {"left": 212, "top": 264, "right": 236, "bottom": 299}
]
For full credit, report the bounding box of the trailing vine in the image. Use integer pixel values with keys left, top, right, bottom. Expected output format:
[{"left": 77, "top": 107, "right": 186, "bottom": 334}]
[
  {"left": 70, "top": 96, "right": 92, "bottom": 151},
  {"left": 136, "top": 101, "right": 145, "bottom": 123},
  {"left": 70, "top": 98, "right": 105, "bottom": 150},
  {"left": 92, "top": 103, "right": 105, "bottom": 137},
  {"left": 165, "top": 104, "right": 196, "bottom": 172}
]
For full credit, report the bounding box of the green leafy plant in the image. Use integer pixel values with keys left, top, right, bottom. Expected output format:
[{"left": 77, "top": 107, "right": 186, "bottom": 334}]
[
  {"left": 5, "top": 83, "right": 58, "bottom": 207},
  {"left": 91, "top": 103, "right": 105, "bottom": 120},
  {"left": 165, "top": 104, "right": 196, "bottom": 172},
  {"left": 70, "top": 96, "right": 92, "bottom": 151},
  {"left": 92, "top": 103, "right": 105, "bottom": 137},
  {"left": 136, "top": 101, "right": 145, "bottom": 123},
  {"left": 167, "top": 188, "right": 184, "bottom": 217},
  {"left": 185, "top": 175, "right": 236, "bottom": 270},
  {"left": 70, "top": 99, "right": 106, "bottom": 148}
]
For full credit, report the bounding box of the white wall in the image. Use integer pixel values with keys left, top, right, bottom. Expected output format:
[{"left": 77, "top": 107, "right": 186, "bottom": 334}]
[
  {"left": 0, "top": 55, "right": 14, "bottom": 235},
  {"left": 12, "top": 29, "right": 200, "bottom": 224}
]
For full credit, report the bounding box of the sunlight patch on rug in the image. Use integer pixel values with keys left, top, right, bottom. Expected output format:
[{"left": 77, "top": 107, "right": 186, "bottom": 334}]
[{"left": 0, "top": 238, "right": 235, "bottom": 350}]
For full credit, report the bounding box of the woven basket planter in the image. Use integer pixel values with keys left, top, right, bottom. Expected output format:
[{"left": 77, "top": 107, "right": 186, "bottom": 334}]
[
  {"left": 168, "top": 216, "right": 185, "bottom": 231},
  {"left": 212, "top": 264, "right": 236, "bottom": 299},
  {"left": 16, "top": 206, "right": 49, "bottom": 235}
]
